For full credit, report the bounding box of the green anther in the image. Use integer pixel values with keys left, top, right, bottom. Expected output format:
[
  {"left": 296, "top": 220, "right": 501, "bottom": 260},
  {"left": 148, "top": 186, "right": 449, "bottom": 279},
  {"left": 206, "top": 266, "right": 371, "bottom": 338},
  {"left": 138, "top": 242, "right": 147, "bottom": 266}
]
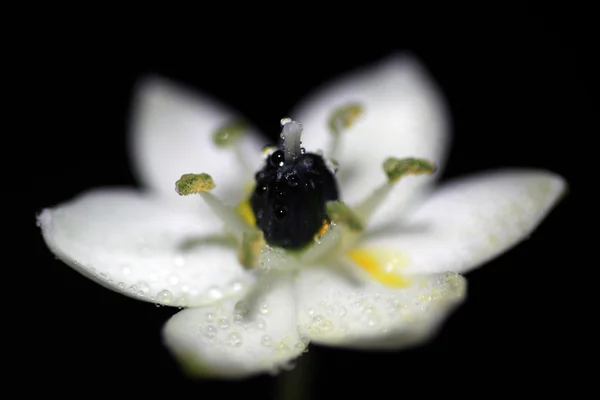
[
  {"left": 326, "top": 200, "right": 364, "bottom": 231},
  {"left": 213, "top": 120, "right": 248, "bottom": 147},
  {"left": 175, "top": 173, "right": 216, "bottom": 195},
  {"left": 328, "top": 103, "right": 363, "bottom": 134},
  {"left": 238, "top": 229, "right": 265, "bottom": 268},
  {"left": 383, "top": 157, "right": 437, "bottom": 184}
]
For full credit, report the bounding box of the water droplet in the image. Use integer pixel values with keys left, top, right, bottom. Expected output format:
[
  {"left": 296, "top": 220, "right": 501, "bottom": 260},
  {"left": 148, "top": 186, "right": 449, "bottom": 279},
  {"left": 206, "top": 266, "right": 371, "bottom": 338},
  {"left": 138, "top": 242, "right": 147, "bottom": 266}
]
[
  {"left": 259, "top": 303, "right": 269, "bottom": 314},
  {"left": 117, "top": 282, "right": 125, "bottom": 289},
  {"left": 327, "top": 158, "right": 340, "bottom": 175},
  {"left": 156, "top": 289, "right": 174, "bottom": 305},
  {"left": 256, "top": 318, "right": 266, "bottom": 330},
  {"left": 168, "top": 275, "right": 180, "bottom": 285},
  {"left": 205, "top": 313, "right": 215, "bottom": 322},
  {"left": 218, "top": 317, "right": 230, "bottom": 330},
  {"left": 173, "top": 255, "right": 185, "bottom": 267},
  {"left": 176, "top": 297, "right": 187, "bottom": 308},
  {"left": 136, "top": 290, "right": 144, "bottom": 297},
  {"left": 235, "top": 301, "right": 250, "bottom": 315},
  {"left": 128, "top": 284, "right": 138, "bottom": 293},
  {"left": 99, "top": 272, "right": 108, "bottom": 279},
  {"left": 204, "top": 325, "right": 217, "bottom": 338},
  {"left": 233, "top": 314, "right": 244, "bottom": 325},
  {"left": 208, "top": 287, "right": 223, "bottom": 300},
  {"left": 261, "top": 335, "right": 272, "bottom": 347},
  {"left": 295, "top": 342, "right": 307, "bottom": 351},
  {"left": 137, "top": 281, "right": 150, "bottom": 293},
  {"left": 230, "top": 281, "right": 244, "bottom": 292},
  {"left": 226, "top": 332, "right": 243, "bottom": 347},
  {"left": 339, "top": 306, "right": 347, "bottom": 317}
]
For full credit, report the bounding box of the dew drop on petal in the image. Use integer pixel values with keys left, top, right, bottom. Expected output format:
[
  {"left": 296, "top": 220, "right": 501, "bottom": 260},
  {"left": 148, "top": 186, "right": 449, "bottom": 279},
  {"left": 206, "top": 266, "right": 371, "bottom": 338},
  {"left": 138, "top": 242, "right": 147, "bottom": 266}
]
[
  {"left": 230, "top": 281, "right": 244, "bottom": 293},
  {"left": 173, "top": 255, "right": 185, "bottom": 267},
  {"left": 156, "top": 289, "right": 174, "bottom": 305},
  {"left": 235, "top": 301, "right": 250, "bottom": 316},
  {"left": 233, "top": 314, "right": 244, "bottom": 325},
  {"left": 208, "top": 287, "right": 224, "bottom": 300},
  {"left": 176, "top": 297, "right": 187, "bottom": 308},
  {"left": 256, "top": 318, "right": 267, "bottom": 330},
  {"left": 204, "top": 325, "right": 217, "bottom": 338},
  {"left": 226, "top": 332, "right": 243, "bottom": 347},
  {"left": 218, "top": 317, "right": 230, "bottom": 330},
  {"left": 168, "top": 275, "right": 180, "bottom": 285},
  {"left": 261, "top": 335, "right": 272, "bottom": 347}
]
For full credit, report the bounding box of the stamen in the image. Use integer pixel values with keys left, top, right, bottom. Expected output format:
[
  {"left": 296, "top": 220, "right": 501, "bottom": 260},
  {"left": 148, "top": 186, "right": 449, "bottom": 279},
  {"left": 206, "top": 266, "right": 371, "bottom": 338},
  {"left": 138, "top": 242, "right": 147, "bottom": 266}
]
[
  {"left": 212, "top": 120, "right": 253, "bottom": 174},
  {"left": 354, "top": 157, "right": 437, "bottom": 223},
  {"left": 300, "top": 222, "right": 344, "bottom": 264},
  {"left": 383, "top": 157, "right": 437, "bottom": 183},
  {"left": 279, "top": 118, "right": 303, "bottom": 164},
  {"left": 212, "top": 121, "right": 247, "bottom": 148},
  {"left": 175, "top": 173, "right": 251, "bottom": 240},
  {"left": 325, "top": 201, "right": 364, "bottom": 232},
  {"left": 175, "top": 173, "right": 216, "bottom": 195},
  {"left": 238, "top": 229, "right": 266, "bottom": 268},
  {"left": 327, "top": 103, "right": 363, "bottom": 159},
  {"left": 236, "top": 198, "right": 256, "bottom": 227}
]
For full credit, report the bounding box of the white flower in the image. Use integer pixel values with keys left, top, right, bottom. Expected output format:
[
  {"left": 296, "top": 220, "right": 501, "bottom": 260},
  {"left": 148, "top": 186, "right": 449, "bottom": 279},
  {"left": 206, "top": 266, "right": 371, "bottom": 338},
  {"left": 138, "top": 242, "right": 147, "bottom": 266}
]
[{"left": 37, "top": 54, "right": 566, "bottom": 379}]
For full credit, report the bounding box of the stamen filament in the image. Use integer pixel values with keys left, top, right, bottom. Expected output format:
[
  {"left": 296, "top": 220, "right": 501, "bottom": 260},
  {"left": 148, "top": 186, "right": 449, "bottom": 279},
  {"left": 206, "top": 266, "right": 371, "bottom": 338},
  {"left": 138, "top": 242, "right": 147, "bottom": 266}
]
[
  {"left": 238, "top": 229, "right": 266, "bottom": 268},
  {"left": 200, "top": 192, "right": 252, "bottom": 240},
  {"left": 326, "top": 200, "right": 364, "bottom": 231},
  {"left": 213, "top": 120, "right": 254, "bottom": 178},
  {"left": 354, "top": 157, "right": 437, "bottom": 223},
  {"left": 175, "top": 173, "right": 253, "bottom": 242},
  {"left": 354, "top": 183, "right": 394, "bottom": 222},
  {"left": 327, "top": 103, "right": 363, "bottom": 160}
]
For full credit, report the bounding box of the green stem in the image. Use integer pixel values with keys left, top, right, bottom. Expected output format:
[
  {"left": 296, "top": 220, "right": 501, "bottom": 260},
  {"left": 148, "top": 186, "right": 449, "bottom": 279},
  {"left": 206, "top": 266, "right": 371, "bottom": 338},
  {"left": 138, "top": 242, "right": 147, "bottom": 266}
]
[{"left": 276, "top": 349, "right": 314, "bottom": 400}]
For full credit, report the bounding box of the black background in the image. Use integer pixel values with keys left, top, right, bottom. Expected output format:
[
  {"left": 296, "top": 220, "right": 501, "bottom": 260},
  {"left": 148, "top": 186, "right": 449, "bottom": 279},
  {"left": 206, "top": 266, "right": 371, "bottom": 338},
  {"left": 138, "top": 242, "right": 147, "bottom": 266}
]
[{"left": 24, "top": 3, "right": 589, "bottom": 398}]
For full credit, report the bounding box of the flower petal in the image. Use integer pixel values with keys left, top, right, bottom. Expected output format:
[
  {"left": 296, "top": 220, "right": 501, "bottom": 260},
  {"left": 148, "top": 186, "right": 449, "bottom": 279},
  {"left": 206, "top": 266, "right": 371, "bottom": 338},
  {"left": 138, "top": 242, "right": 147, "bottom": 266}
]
[
  {"left": 295, "top": 263, "right": 466, "bottom": 349},
  {"left": 361, "top": 169, "right": 567, "bottom": 275},
  {"left": 38, "top": 188, "right": 254, "bottom": 306},
  {"left": 129, "top": 76, "right": 266, "bottom": 205},
  {"left": 292, "top": 54, "right": 450, "bottom": 226},
  {"left": 163, "top": 273, "right": 306, "bottom": 378}
]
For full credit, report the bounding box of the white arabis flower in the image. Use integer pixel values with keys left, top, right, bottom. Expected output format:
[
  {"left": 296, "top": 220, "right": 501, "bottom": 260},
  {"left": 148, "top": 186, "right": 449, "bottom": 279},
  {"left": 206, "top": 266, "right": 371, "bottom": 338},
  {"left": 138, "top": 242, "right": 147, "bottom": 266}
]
[{"left": 38, "top": 54, "right": 566, "bottom": 379}]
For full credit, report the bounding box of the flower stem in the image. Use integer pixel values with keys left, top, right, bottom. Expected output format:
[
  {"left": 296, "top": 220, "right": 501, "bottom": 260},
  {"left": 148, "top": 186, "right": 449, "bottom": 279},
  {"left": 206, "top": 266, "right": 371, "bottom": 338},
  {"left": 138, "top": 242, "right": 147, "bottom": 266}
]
[{"left": 276, "top": 349, "right": 314, "bottom": 400}]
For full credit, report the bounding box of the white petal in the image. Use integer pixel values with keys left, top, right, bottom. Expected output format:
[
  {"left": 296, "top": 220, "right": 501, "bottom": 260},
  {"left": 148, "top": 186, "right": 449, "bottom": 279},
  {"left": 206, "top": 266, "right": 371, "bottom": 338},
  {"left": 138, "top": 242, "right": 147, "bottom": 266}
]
[
  {"left": 129, "top": 76, "right": 266, "bottom": 205},
  {"left": 361, "top": 169, "right": 567, "bottom": 275},
  {"left": 295, "top": 264, "right": 466, "bottom": 349},
  {"left": 292, "top": 54, "right": 450, "bottom": 226},
  {"left": 38, "top": 189, "right": 254, "bottom": 306},
  {"left": 163, "top": 273, "right": 305, "bottom": 378}
]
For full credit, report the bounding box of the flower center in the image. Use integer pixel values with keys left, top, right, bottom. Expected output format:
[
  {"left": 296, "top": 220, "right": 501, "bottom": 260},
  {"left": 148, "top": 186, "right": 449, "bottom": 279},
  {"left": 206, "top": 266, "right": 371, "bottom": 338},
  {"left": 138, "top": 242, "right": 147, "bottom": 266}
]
[
  {"left": 250, "top": 119, "right": 339, "bottom": 250},
  {"left": 174, "top": 105, "right": 436, "bottom": 273}
]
